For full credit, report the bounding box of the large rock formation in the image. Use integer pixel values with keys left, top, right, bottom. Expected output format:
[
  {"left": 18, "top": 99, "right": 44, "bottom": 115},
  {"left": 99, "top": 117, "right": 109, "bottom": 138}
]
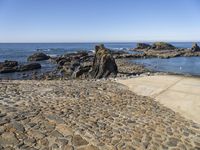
[
  {"left": 135, "top": 43, "right": 151, "bottom": 49},
  {"left": 191, "top": 43, "right": 200, "bottom": 52},
  {"left": 90, "top": 44, "right": 118, "bottom": 78},
  {"left": 151, "top": 42, "right": 176, "bottom": 50},
  {"left": 27, "top": 52, "right": 50, "bottom": 61}
]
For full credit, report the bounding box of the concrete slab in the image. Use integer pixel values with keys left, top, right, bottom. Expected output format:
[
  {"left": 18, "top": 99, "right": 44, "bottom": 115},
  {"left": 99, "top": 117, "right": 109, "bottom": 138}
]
[{"left": 117, "top": 75, "right": 200, "bottom": 124}]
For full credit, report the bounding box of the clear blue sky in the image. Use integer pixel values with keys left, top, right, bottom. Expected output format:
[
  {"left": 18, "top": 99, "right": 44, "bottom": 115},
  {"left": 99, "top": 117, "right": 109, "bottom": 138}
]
[{"left": 0, "top": 0, "right": 200, "bottom": 42}]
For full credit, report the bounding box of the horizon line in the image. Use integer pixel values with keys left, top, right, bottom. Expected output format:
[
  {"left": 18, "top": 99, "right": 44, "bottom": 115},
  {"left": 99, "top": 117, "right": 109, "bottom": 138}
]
[{"left": 0, "top": 40, "right": 200, "bottom": 44}]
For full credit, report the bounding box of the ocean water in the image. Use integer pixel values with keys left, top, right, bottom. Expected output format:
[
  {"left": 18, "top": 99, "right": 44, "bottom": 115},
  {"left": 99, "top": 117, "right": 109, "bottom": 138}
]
[
  {"left": 132, "top": 57, "right": 200, "bottom": 76},
  {"left": 0, "top": 43, "right": 136, "bottom": 62},
  {"left": 0, "top": 42, "right": 199, "bottom": 62}
]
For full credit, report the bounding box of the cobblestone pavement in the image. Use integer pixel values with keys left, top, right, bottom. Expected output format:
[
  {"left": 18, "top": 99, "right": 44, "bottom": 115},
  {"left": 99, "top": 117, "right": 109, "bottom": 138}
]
[{"left": 0, "top": 80, "right": 200, "bottom": 150}]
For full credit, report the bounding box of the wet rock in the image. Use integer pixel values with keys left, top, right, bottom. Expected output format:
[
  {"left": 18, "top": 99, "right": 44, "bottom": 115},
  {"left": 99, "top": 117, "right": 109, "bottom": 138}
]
[
  {"left": 191, "top": 43, "right": 200, "bottom": 52},
  {"left": 18, "top": 63, "right": 41, "bottom": 72},
  {"left": 135, "top": 43, "right": 151, "bottom": 49},
  {"left": 27, "top": 52, "right": 50, "bottom": 61},
  {"left": 151, "top": 42, "right": 176, "bottom": 50},
  {"left": 90, "top": 44, "right": 118, "bottom": 78}
]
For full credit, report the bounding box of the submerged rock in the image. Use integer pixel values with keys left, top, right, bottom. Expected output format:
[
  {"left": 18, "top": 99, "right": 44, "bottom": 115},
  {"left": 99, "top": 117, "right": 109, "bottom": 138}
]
[
  {"left": 151, "top": 42, "right": 176, "bottom": 50},
  {"left": 191, "top": 43, "right": 200, "bottom": 52},
  {"left": 27, "top": 52, "right": 50, "bottom": 61},
  {"left": 135, "top": 43, "right": 151, "bottom": 49},
  {"left": 90, "top": 44, "right": 118, "bottom": 78},
  {"left": 18, "top": 63, "right": 41, "bottom": 72}
]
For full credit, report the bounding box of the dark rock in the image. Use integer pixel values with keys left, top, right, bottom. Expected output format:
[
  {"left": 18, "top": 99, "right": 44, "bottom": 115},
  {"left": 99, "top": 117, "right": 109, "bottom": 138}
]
[
  {"left": 59, "top": 59, "right": 92, "bottom": 79},
  {"left": 2, "top": 60, "right": 18, "bottom": 67},
  {"left": 110, "top": 50, "right": 128, "bottom": 55},
  {"left": 0, "top": 67, "right": 17, "bottom": 73},
  {"left": 18, "top": 63, "right": 41, "bottom": 72},
  {"left": 71, "top": 65, "right": 91, "bottom": 78},
  {"left": 57, "top": 58, "right": 71, "bottom": 66},
  {"left": 0, "top": 60, "right": 18, "bottom": 73},
  {"left": 151, "top": 42, "right": 176, "bottom": 50},
  {"left": 135, "top": 43, "right": 151, "bottom": 49},
  {"left": 191, "top": 43, "right": 200, "bottom": 52},
  {"left": 63, "top": 51, "right": 88, "bottom": 59},
  {"left": 27, "top": 53, "right": 50, "bottom": 61},
  {"left": 90, "top": 44, "right": 118, "bottom": 78}
]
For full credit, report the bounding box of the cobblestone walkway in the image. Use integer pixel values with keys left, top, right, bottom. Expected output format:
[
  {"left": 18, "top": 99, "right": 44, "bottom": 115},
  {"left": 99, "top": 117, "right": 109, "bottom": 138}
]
[{"left": 0, "top": 80, "right": 200, "bottom": 150}]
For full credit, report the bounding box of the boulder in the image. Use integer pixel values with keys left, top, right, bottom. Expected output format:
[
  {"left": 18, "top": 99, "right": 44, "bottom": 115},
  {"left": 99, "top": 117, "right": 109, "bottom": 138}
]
[
  {"left": 151, "top": 42, "right": 175, "bottom": 50},
  {"left": 191, "top": 43, "right": 200, "bottom": 52},
  {"left": 18, "top": 63, "right": 41, "bottom": 72},
  {"left": 90, "top": 44, "right": 118, "bottom": 78},
  {"left": 0, "top": 60, "right": 18, "bottom": 73},
  {"left": 135, "top": 43, "right": 151, "bottom": 49},
  {"left": 27, "top": 53, "right": 50, "bottom": 61}
]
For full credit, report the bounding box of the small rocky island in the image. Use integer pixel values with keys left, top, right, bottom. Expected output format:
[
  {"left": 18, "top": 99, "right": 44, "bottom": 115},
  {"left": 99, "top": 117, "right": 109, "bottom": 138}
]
[{"left": 116, "top": 42, "right": 200, "bottom": 59}]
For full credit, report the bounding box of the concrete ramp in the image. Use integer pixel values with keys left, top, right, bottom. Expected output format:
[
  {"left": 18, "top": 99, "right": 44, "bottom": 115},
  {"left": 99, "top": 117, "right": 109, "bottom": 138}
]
[{"left": 117, "top": 75, "right": 200, "bottom": 124}]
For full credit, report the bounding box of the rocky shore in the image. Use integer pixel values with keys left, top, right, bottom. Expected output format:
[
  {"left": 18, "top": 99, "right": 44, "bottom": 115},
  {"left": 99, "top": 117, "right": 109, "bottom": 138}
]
[
  {"left": 1, "top": 42, "right": 200, "bottom": 80},
  {"left": 0, "top": 80, "right": 200, "bottom": 150}
]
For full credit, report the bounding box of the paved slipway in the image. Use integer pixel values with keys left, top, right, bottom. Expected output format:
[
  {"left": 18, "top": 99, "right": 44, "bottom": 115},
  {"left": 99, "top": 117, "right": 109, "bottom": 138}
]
[
  {"left": 0, "top": 79, "right": 200, "bottom": 150},
  {"left": 117, "top": 75, "right": 200, "bottom": 124}
]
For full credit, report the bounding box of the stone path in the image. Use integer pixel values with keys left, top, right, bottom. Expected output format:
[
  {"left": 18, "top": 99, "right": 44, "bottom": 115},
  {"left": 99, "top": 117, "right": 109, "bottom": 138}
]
[
  {"left": 117, "top": 75, "right": 200, "bottom": 124},
  {"left": 0, "top": 80, "right": 200, "bottom": 149}
]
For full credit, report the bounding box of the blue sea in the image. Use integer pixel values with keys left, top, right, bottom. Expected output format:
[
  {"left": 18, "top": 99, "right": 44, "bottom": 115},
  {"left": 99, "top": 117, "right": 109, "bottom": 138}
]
[
  {"left": 0, "top": 43, "right": 136, "bottom": 62},
  {"left": 0, "top": 42, "right": 200, "bottom": 78}
]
